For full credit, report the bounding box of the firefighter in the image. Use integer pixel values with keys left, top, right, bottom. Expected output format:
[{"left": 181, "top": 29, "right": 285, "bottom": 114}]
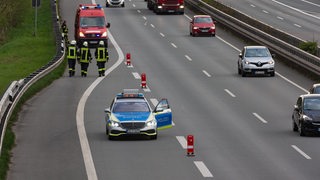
[
  {"left": 78, "top": 41, "right": 92, "bottom": 77},
  {"left": 67, "top": 40, "right": 77, "bottom": 77},
  {"left": 95, "top": 41, "right": 109, "bottom": 77},
  {"left": 61, "top": 20, "right": 69, "bottom": 43}
]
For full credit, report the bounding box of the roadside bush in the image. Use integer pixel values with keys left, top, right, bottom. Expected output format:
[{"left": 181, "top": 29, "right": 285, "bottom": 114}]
[{"left": 299, "top": 41, "right": 318, "bottom": 56}]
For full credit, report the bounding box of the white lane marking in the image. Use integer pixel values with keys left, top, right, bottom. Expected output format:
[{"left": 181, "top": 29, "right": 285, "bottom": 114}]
[
  {"left": 132, "top": 4, "right": 136, "bottom": 7},
  {"left": 194, "top": 161, "right": 214, "bottom": 178},
  {"left": 150, "top": 24, "right": 155, "bottom": 28},
  {"left": 176, "top": 136, "right": 187, "bottom": 149},
  {"left": 185, "top": 55, "right": 192, "bottom": 61},
  {"left": 202, "top": 70, "right": 212, "bottom": 77},
  {"left": 250, "top": 4, "right": 256, "bottom": 8},
  {"left": 294, "top": 23, "right": 302, "bottom": 28},
  {"left": 224, "top": 89, "right": 236, "bottom": 97},
  {"left": 216, "top": 36, "right": 241, "bottom": 51},
  {"left": 144, "top": 21, "right": 147, "bottom": 26},
  {"left": 142, "top": 86, "right": 151, "bottom": 92},
  {"left": 291, "top": 145, "right": 312, "bottom": 160},
  {"left": 301, "top": 0, "right": 320, "bottom": 8},
  {"left": 132, "top": 72, "right": 141, "bottom": 79},
  {"left": 252, "top": 112, "right": 268, "bottom": 124},
  {"left": 275, "top": 73, "right": 308, "bottom": 93},
  {"left": 137, "top": 10, "right": 141, "bottom": 13},
  {"left": 171, "top": 43, "right": 177, "bottom": 48},
  {"left": 272, "top": 0, "right": 320, "bottom": 20},
  {"left": 160, "top": 32, "right": 165, "bottom": 37},
  {"left": 277, "top": 16, "right": 284, "bottom": 20},
  {"left": 143, "top": 16, "right": 147, "bottom": 20},
  {"left": 76, "top": 15, "right": 124, "bottom": 180},
  {"left": 262, "top": 10, "right": 269, "bottom": 14}
]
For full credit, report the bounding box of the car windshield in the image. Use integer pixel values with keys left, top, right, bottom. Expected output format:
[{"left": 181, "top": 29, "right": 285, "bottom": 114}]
[
  {"left": 303, "top": 98, "right": 320, "bottom": 110},
  {"left": 245, "top": 48, "right": 270, "bottom": 57},
  {"left": 195, "top": 17, "right": 212, "bottom": 23},
  {"left": 113, "top": 101, "right": 150, "bottom": 112},
  {"left": 80, "top": 17, "right": 105, "bottom": 27}
]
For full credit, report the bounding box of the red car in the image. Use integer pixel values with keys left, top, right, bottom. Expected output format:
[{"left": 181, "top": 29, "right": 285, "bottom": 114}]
[{"left": 190, "top": 15, "right": 216, "bottom": 37}]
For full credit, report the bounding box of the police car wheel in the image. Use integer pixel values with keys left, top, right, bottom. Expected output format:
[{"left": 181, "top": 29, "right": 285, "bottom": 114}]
[{"left": 150, "top": 134, "right": 157, "bottom": 140}]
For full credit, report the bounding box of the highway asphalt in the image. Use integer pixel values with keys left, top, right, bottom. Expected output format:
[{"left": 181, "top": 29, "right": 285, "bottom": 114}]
[{"left": 7, "top": 0, "right": 320, "bottom": 179}]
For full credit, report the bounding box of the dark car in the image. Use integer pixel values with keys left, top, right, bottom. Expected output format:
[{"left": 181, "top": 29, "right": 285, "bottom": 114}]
[
  {"left": 292, "top": 94, "right": 320, "bottom": 136},
  {"left": 190, "top": 15, "right": 216, "bottom": 37},
  {"left": 309, "top": 83, "right": 320, "bottom": 94}
]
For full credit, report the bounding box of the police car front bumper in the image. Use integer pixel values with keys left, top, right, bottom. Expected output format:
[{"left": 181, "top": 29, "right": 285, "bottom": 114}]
[{"left": 108, "top": 121, "right": 157, "bottom": 137}]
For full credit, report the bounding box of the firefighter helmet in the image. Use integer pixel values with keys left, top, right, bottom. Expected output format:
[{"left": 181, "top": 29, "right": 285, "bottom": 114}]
[
  {"left": 70, "top": 40, "right": 76, "bottom": 45},
  {"left": 99, "top": 41, "right": 104, "bottom": 46},
  {"left": 83, "top": 41, "right": 88, "bottom": 47}
]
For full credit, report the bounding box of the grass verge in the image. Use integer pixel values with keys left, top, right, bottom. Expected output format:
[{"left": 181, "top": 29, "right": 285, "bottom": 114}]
[{"left": 0, "top": 0, "right": 65, "bottom": 179}]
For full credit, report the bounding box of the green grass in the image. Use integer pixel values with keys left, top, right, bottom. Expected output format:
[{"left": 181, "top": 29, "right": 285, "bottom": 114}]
[{"left": 0, "top": 0, "right": 66, "bottom": 179}]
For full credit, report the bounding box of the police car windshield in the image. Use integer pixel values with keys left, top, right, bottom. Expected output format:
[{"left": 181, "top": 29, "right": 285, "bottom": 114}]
[
  {"left": 80, "top": 17, "right": 105, "bottom": 27},
  {"left": 113, "top": 101, "right": 150, "bottom": 112}
]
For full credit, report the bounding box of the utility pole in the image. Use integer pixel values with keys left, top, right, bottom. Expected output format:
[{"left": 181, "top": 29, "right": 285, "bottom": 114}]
[{"left": 32, "top": 0, "right": 41, "bottom": 36}]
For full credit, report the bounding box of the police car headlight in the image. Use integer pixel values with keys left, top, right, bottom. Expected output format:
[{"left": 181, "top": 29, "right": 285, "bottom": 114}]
[
  {"left": 146, "top": 119, "right": 157, "bottom": 127},
  {"left": 110, "top": 120, "right": 120, "bottom": 127}
]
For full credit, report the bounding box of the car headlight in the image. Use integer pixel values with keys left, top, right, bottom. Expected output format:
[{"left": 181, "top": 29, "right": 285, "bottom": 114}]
[
  {"left": 146, "top": 119, "right": 157, "bottom": 127},
  {"left": 268, "top": 60, "right": 274, "bottom": 64},
  {"left": 210, "top": 25, "right": 215, "bottom": 29},
  {"left": 101, "top": 32, "right": 107, "bottom": 37},
  {"left": 244, "top": 60, "right": 250, "bottom": 65},
  {"left": 193, "top": 27, "right": 199, "bottom": 30},
  {"left": 302, "top": 115, "right": 312, "bottom": 121},
  {"left": 79, "top": 32, "right": 85, "bottom": 37},
  {"left": 109, "top": 120, "right": 120, "bottom": 127}
]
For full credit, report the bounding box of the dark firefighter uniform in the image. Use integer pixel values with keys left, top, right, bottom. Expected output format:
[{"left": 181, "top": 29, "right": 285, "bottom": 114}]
[
  {"left": 79, "top": 41, "right": 92, "bottom": 77},
  {"left": 67, "top": 40, "right": 77, "bottom": 77},
  {"left": 95, "top": 41, "right": 109, "bottom": 77},
  {"left": 61, "top": 20, "right": 69, "bottom": 42}
]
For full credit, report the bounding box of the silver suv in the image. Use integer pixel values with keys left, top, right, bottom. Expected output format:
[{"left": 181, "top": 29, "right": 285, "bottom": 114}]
[{"left": 238, "top": 46, "right": 275, "bottom": 77}]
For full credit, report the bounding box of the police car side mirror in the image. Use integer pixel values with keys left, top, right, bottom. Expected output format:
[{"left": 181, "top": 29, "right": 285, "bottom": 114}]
[
  {"left": 105, "top": 108, "right": 111, "bottom": 113},
  {"left": 106, "top": 23, "right": 110, "bottom": 28}
]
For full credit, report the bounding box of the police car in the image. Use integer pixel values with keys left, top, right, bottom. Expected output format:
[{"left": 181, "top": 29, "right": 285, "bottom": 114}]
[{"left": 105, "top": 89, "right": 172, "bottom": 140}]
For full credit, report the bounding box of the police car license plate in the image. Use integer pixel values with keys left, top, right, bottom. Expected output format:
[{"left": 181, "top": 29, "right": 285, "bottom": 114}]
[
  {"left": 255, "top": 71, "right": 264, "bottom": 74},
  {"left": 127, "top": 129, "right": 140, "bottom": 134}
]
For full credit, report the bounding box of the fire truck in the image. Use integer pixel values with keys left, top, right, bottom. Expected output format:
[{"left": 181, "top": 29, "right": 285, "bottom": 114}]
[
  {"left": 147, "top": 0, "right": 184, "bottom": 14},
  {"left": 74, "top": 4, "right": 110, "bottom": 48}
]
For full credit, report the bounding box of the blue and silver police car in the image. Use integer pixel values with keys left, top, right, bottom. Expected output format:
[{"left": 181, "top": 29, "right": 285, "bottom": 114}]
[{"left": 105, "top": 89, "right": 172, "bottom": 140}]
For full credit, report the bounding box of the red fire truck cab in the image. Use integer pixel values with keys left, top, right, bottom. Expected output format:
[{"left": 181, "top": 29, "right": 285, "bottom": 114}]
[
  {"left": 74, "top": 4, "right": 110, "bottom": 48},
  {"left": 147, "top": 0, "right": 184, "bottom": 15}
]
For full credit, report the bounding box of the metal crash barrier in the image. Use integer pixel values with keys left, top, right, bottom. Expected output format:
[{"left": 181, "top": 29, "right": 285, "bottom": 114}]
[{"left": 0, "top": 0, "right": 65, "bottom": 154}]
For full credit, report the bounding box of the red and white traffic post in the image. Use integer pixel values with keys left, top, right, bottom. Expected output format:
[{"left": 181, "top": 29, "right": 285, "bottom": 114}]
[
  {"left": 141, "top": 73, "right": 147, "bottom": 88},
  {"left": 126, "top": 53, "right": 131, "bottom": 66},
  {"left": 187, "top": 135, "right": 194, "bottom": 156}
]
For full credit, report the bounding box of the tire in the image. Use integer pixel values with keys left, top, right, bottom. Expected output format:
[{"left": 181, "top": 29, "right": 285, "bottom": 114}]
[
  {"left": 106, "top": 3, "right": 109, "bottom": 7},
  {"left": 150, "top": 134, "right": 157, "bottom": 140},
  {"left": 238, "top": 65, "right": 241, "bottom": 75},
  {"left": 299, "top": 122, "right": 306, "bottom": 136},
  {"left": 270, "top": 72, "right": 275, "bottom": 77},
  {"left": 212, "top": 33, "right": 216, "bottom": 37},
  {"left": 292, "top": 121, "right": 298, "bottom": 132},
  {"left": 121, "top": 2, "right": 125, "bottom": 7},
  {"left": 241, "top": 70, "right": 246, "bottom": 77}
]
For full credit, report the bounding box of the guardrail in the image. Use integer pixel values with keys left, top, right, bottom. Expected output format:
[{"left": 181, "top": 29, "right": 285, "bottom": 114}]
[
  {"left": 0, "top": 0, "right": 65, "bottom": 154},
  {"left": 185, "top": 0, "right": 320, "bottom": 75}
]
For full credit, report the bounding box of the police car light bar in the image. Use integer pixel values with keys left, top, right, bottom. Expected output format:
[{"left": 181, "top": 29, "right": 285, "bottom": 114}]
[{"left": 117, "top": 89, "right": 143, "bottom": 98}]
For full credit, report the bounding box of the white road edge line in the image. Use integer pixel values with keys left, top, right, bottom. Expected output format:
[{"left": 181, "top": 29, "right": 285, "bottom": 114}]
[
  {"left": 253, "top": 112, "right": 268, "bottom": 124},
  {"left": 301, "top": 0, "right": 320, "bottom": 7},
  {"left": 291, "top": 145, "right": 312, "bottom": 160},
  {"left": 224, "top": 89, "right": 236, "bottom": 97},
  {"left": 176, "top": 136, "right": 187, "bottom": 149},
  {"left": 194, "top": 161, "right": 214, "bottom": 178},
  {"left": 76, "top": 30, "right": 124, "bottom": 180}
]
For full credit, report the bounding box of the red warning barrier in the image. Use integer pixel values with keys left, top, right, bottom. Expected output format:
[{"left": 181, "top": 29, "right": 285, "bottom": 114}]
[
  {"left": 141, "top": 73, "right": 146, "bottom": 88},
  {"left": 187, "top": 135, "right": 194, "bottom": 156},
  {"left": 126, "top": 53, "right": 131, "bottom": 66}
]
